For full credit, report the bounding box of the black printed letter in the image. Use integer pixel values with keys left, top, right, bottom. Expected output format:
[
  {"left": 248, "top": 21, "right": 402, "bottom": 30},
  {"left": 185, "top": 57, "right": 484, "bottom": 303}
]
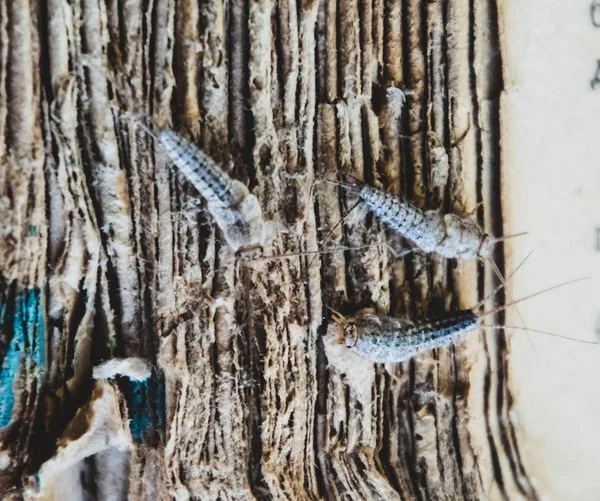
[
  {"left": 591, "top": 60, "right": 600, "bottom": 89},
  {"left": 592, "top": 0, "right": 600, "bottom": 27}
]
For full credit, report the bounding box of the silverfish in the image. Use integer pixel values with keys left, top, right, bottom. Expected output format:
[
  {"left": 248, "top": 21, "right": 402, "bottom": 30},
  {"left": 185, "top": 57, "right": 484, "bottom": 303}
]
[
  {"left": 322, "top": 172, "right": 522, "bottom": 268},
  {"left": 157, "top": 128, "right": 274, "bottom": 257},
  {"left": 330, "top": 277, "right": 592, "bottom": 364}
]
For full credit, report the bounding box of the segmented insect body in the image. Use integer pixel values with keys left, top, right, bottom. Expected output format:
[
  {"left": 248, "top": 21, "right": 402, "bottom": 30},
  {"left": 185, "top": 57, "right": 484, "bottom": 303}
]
[
  {"left": 158, "top": 129, "right": 273, "bottom": 255},
  {"left": 336, "top": 309, "right": 478, "bottom": 363},
  {"left": 159, "top": 129, "right": 235, "bottom": 205},
  {"left": 358, "top": 184, "right": 494, "bottom": 260},
  {"left": 331, "top": 275, "right": 591, "bottom": 363}
]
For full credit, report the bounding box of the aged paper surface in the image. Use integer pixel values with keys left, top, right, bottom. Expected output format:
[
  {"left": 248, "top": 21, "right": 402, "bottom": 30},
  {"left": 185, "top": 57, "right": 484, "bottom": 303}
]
[{"left": 500, "top": 1, "right": 600, "bottom": 498}]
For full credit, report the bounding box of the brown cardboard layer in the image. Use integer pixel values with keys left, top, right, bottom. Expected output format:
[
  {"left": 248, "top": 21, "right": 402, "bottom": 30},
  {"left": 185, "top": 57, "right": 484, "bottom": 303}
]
[{"left": 0, "top": 0, "right": 542, "bottom": 499}]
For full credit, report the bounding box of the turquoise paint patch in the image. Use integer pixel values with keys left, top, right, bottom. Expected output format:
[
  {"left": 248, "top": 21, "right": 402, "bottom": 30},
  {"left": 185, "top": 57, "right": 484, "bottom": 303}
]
[
  {"left": 123, "top": 372, "right": 165, "bottom": 442},
  {"left": 0, "top": 314, "right": 24, "bottom": 428},
  {"left": 15, "top": 289, "right": 45, "bottom": 376},
  {"left": 0, "top": 288, "right": 45, "bottom": 428}
]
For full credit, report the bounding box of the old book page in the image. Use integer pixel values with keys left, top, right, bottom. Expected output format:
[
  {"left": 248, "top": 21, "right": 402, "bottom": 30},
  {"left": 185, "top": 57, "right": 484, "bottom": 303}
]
[{"left": 501, "top": 1, "right": 600, "bottom": 498}]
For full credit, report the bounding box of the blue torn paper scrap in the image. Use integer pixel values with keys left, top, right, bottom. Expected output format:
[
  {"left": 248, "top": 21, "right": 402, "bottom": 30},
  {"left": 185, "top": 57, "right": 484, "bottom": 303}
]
[
  {"left": 122, "top": 371, "right": 166, "bottom": 442},
  {"left": 0, "top": 287, "right": 45, "bottom": 428}
]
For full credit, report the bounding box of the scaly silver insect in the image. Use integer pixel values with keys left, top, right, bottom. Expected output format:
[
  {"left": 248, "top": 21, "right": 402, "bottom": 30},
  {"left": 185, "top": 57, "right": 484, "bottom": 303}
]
[
  {"left": 157, "top": 128, "right": 274, "bottom": 256},
  {"left": 358, "top": 184, "right": 492, "bottom": 260},
  {"left": 331, "top": 308, "right": 477, "bottom": 363},
  {"left": 329, "top": 277, "right": 592, "bottom": 364},
  {"left": 156, "top": 127, "right": 368, "bottom": 265},
  {"left": 323, "top": 172, "right": 521, "bottom": 263}
]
